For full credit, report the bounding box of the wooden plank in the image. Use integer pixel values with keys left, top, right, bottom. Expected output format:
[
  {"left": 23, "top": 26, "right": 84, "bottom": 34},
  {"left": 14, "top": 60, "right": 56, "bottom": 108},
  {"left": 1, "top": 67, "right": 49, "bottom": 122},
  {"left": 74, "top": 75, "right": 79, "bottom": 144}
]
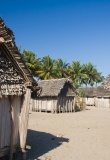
[
  {"left": 19, "top": 89, "right": 31, "bottom": 149},
  {"left": 66, "top": 98, "right": 68, "bottom": 112},
  {"left": 36, "top": 98, "right": 38, "bottom": 112},
  {"left": 73, "top": 97, "right": 75, "bottom": 112},
  {"left": 58, "top": 97, "right": 61, "bottom": 113},
  {"left": 9, "top": 96, "right": 15, "bottom": 160},
  {"left": 4, "top": 97, "right": 11, "bottom": 147},
  {"left": 51, "top": 99, "right": 54, "bottom": 113},
  {"left": 70, "top": 97, "right": 73, "bottom": 112},
  {"left": 0, "top": 96, "right": 11, "bottom": 150},
  {"left": 13, "top": 96, "right": 21, "bottom": 146},
  {"left": 62, "top": 97, "right": 65, "bottom": 113}
]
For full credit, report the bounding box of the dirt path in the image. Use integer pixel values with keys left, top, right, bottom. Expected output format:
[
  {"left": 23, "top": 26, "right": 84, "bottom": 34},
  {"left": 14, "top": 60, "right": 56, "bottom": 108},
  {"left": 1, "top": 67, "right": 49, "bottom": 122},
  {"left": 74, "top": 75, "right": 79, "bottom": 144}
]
[{"left": 25, "top": 106, "right": 110, "bottom": 160}]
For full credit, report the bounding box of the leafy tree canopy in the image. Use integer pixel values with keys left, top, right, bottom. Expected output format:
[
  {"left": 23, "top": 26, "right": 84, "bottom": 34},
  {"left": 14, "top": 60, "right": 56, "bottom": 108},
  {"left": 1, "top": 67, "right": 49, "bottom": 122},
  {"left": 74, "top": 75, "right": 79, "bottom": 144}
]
[{"left": 21, "top": 49, "right": 105, "bottom": 87}]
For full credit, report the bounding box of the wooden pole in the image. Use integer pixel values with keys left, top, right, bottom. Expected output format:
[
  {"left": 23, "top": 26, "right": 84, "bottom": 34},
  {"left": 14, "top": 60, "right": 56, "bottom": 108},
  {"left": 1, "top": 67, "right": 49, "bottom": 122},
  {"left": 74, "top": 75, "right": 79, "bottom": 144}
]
[
  {"left": 9, "top": 96, "right": 14, "bottom": 160},
  {"left": 73, "top": 97, "right": 76, "bottom": 112}
]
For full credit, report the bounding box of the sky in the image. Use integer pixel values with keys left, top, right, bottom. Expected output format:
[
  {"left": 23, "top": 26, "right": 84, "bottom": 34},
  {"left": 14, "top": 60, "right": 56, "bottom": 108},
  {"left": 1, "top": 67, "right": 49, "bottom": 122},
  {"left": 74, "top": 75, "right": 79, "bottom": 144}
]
[{"left": 0, "top": 0, "right": 110, "bottom": 78}]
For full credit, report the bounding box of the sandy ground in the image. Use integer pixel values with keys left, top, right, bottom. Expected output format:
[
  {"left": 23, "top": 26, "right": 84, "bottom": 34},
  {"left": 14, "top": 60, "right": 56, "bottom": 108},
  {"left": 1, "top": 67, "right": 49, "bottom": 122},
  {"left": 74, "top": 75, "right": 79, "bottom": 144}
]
[{"left": 25, "top": 106, "right": 110, "bottom": 160}]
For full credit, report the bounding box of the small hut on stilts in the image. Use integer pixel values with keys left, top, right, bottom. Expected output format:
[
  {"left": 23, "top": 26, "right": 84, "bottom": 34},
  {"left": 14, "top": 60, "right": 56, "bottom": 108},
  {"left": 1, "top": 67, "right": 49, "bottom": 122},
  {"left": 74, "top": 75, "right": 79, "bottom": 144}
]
[{"left": 0, "top": 17, "right": 39, "bottom": 159}]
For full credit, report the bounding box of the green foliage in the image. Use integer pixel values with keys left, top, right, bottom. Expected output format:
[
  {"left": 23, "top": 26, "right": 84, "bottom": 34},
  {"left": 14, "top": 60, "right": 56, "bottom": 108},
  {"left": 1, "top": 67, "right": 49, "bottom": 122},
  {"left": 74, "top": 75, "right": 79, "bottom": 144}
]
[
  {"left": 67, "top": 61, "right": 88, "bottom": 86},
  {"left": 79, "top": 92, "right": 86, "bottom": 98},
  {"left": 54, "top": 58, "right": 69, "bottom": 78},
  {"left": 36, "top": 55, "right": 57, "bottom": 80},
  {"left": 21, "top": 49, "right": 105, "bottom": 87},
  {"left": 22, "top": 50, "right": 41, "bottom": 77}
]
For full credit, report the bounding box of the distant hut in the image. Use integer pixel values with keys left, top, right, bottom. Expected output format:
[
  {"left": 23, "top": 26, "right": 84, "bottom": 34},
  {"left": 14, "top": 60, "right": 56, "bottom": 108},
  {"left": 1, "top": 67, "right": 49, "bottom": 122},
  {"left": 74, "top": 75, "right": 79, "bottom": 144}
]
[
  {"left": 0, "top": 17, "right": 38, "bottom": 159},
  {"left": 78, "top": 86, "right": 110, "bottom": 108},
  {"left": 95, "top": 86, "right": 110, "bottom": 108},
  {"left": 30, "top": 78, "right": 76, "bottom": 113}
]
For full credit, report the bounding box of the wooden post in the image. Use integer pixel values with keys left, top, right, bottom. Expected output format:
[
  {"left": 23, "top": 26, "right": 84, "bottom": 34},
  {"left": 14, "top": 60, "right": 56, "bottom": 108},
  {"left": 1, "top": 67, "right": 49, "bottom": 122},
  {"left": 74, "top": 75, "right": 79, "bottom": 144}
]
[
  {"left": 58, "top": 98, "right": 60, "bottom": 113},
  {"left": 70, "top": 97, "right": 72, "bottom": 112},
  {"left": 73, "top": 97, "right": 75, "bottom": 112},
  {"left": 63, "top": 97, "right": 66, "bottom": 112},
  {"left": 9, "top": 96, "right": 14, "bottom": 160},
  {"left": 65, "top": 97, "right": 68, "bottom": 112},
  {"left": 55, "top": 98, "right": 58, "bottom": 114},
  {"left": 37, "top": 98, "right": 39, "bottom": 112},
  {"left": 51, "top": 99, "right": 55, "bottom": 114},
  {"left": 62, "top": 97, "right": 65, "bottom": 113},
  {"left": 46, "top": 98, "right": 47, "bottom": 112}
]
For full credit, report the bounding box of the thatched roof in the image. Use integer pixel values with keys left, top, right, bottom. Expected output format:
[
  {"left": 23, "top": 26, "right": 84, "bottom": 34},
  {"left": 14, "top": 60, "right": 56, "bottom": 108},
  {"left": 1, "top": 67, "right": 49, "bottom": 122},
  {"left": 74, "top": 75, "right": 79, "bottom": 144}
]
[
  {"left": 96, "top": 86, "right": 110, "bottom": 97},
  {"left": 0, "top": 17, "right": 37, "bottom": 89},
  {"left": 103, "top": 74, "right": 110, "bottom": 90},
  {"left": 0, "top": 17, "right": 37, "bottom": 86},
  {"left": 78, "top": 86, "right": 110, "bottom": 97},
  {"left": 37, "top": 78, "right": 76, "bottom": 97},
  {"left": 77, "top": 87, "right": 96, "bottom": 97}
]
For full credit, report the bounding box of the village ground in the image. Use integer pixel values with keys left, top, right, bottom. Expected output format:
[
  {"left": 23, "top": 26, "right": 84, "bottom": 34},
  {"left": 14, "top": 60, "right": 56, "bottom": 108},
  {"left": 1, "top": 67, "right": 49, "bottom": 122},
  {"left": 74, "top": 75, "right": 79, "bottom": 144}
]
[{"left": 24, "top": 106, "right": 110, "bottom": 160}]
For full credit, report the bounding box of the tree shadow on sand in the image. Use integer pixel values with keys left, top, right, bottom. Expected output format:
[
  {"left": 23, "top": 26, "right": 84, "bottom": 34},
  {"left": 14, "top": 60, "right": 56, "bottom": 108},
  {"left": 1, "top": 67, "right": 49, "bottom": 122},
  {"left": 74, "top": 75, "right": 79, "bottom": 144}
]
[{"left": 25, "top": 129, "right": 69, "bottom": 159}]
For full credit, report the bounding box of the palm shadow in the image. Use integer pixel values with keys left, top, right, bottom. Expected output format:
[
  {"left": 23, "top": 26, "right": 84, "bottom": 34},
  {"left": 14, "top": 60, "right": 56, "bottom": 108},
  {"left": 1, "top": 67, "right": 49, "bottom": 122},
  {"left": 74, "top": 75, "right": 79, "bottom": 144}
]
[{"left": 25, "top": 129, "right": 69, "bottom": 159}]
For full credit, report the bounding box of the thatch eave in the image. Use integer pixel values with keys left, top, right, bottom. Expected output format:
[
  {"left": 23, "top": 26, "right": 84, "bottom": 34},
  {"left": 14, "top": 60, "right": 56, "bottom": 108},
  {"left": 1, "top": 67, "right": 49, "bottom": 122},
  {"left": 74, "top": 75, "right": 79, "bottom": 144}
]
[
  {"left": 0, "top": 17, "right": 38, "bottom": 90},
  {"left": 37, "top": 78, "right": 76, "bottom": 97}
]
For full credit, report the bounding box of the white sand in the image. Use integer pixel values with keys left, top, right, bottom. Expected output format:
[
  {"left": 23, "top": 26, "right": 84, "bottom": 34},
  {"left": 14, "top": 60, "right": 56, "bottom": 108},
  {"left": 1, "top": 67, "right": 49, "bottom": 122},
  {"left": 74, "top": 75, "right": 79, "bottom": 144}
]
[{"left": 26, "top": 106, "right": 110, "bottom": 160}]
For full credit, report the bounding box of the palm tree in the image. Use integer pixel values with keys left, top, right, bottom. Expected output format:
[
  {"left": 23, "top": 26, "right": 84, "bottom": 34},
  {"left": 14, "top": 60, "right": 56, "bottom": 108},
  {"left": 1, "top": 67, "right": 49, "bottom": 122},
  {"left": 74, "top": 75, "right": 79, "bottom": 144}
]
[
  {"left": 93, "top": 72, "right": 105, "bottom": 86},
  {"left": 83, "top": 62, "right": 104, "bottom": 86},
  {"left": 36, "top": 55, "right": 56, "bottom": 80},
  {"left": 22, "top": 50, "right": 41, "bottom": 77},
  {"left": 54, "top": 58, "right": 69, "bottom": 78},
  {"left": 68, "top": 61, "right": 87, "bottom": 87}
]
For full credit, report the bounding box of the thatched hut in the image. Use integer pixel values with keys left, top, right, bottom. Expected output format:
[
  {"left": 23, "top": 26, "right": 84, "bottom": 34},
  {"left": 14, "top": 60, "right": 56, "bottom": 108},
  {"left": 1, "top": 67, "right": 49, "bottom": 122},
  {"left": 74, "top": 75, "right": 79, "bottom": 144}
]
[
  {"left": 95, "top": 86, "right": 110, "bottom": 108},
  {"left": 0, "top": 17, "right": 38, "bottom": 159},
  {"left": 78, "top": 86, "right": 110, "bottom": 108},
  {"left": 30, "top": 78, "right": 76, "bottom": 113}
]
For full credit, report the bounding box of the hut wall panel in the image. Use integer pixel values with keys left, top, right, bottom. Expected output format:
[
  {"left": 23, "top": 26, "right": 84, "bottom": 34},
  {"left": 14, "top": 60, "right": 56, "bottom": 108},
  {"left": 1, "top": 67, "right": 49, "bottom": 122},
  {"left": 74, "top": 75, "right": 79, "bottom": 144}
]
[
  {"left": 65, "top": 98, "right": 68, "bottom": 112},
  {"left": 37, "top": 99, "right": 40, "bottom": 111},
  {"left": 62, "top": 97, "right": 66, "bottom": 112},
  {"left": 69, "top": 97, "right": 73, "bottom": 112},
  {"left": 34, "top": 99, "right": 37, "bottom": 111},
  {"left": 54, "top": 98, "right": 57, "bottom": 113},
  {"left": 58, "top": 97, "right": 61, "bottom": 112},
  {"left": 0, "top": 93, "right": 31, "bottom": 157},
  {"left": 96, "top": 98, "right": 102, "bottom": 107},
  {"left": 30, "top": 96, "right": 75, "bottom": 113},
  {"left": 85, "top": 97, "right": 95, "bottom": 106},
  {"left": 41, "top": 98, "right": 47, "bottom": 111},
  {"left": 30, "top": 99, "right": 36, "bottom": 112},
  {"left": 103, "top": 98, "right": 110, "bottom": 108},
  {"left": 95, "top": 97, "right": 110, "bottom": 108},
  {"left": 36, "top": 99, "right": 39, "bottom": 111},
  {"left": 46, "top": 98, "right": 52, "bottom": 111},
  {"left": 19, "top": 89, "right": 31, "bottom": 149},
  {"left": 51, "top": 99, "right": 55, "bottom": 112},
  {"left": 72, "top": 97, "right": 75, "bottom": 112},
  {"left": 12, "top": 96, "right": 21, "bottom": 147},
  {"left": 31, "top": 98, "right": 36, "bottom": 112},
  {"left": 0, "top": 96, "right": 11, "bottom": 150},
  {"left": 105, "top": 98, "right": 110, "bottom": 108}
]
